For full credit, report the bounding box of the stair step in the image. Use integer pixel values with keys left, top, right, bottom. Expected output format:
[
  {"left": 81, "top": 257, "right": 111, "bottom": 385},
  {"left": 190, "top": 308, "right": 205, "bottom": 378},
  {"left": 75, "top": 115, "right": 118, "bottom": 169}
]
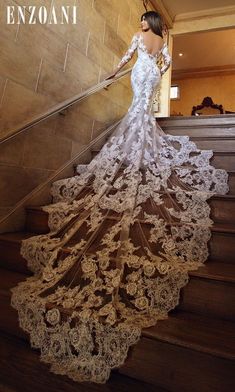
[
  {"left": 0, "top": 233, "right": 234, "bottom": 319},
  {"left": 211, "top": 222, "right": 235, "bottom": 233},
  {"left": 72, "top": 162, "right": 235, "bottom": 195},
  {"left": 180, "top": 261, "right": 235, "bottom": 320},
  {"left": 157, "top": 114, "right": 235, "bottom": 132},
  {"left": 209, "top": 194, "right": 235, "bottom": 222},
  {"left": 211, "top": 152, "right": 235, "bottom": 171},
  {"left": 0, "top": 266, "right": 234, "bottom": 392},
  {"left": 189, "top": 261, "right": 235, "bottom": 283},
  {"left": 169, "top": 128, "right": 235, "bottom": 138},
  {"left": 1, "top": 116, "right": 234, "bottom": 391},
  {"left": 23, "top": 205, "right": 235, "bottom": 264},
  {"left": 1, "top": 267, "right": 234, "bottom": 358},
  {"left": 25, "top": 207, "right": 49, "bottom": 234},
  {"left": 209, "top": 224, "right": 235, "bottom": 263},
  {"left": 25, "top": 193, "right": 235, "bottom": 235},
  {"left": 189, "top": 139, "right": 235, "bottom": 152},
  {"left": 0, "top": 383, "right": 16, "bottom": 392},
  {"left": 0, "top": 220, "right": 235, "bottom": 277},
  {"left": 0, "top": 269, "right": 29, "bottom": 340},
  {"left": 120, "top": 314, "right": 235, "bottom": 392},
  {"left": 91, "top": 140, "right": 235, "bottom": 154},
  {"left": 189, "top": 262, "right": 235, "bottom": 283},
  {"left": 91, "top": 148, "right": 235, "bottom": 172},
  {"left": 1, "top": 230, "right": 234, "bottom": 280},
  {"left": 0, "top": 332, "right": 162, "bottom": 392},
  {"left": 225, "top": 171, "right": 234, "bottom": 194},
  {"left": 0, "top": 232, "right": 34, "bottom": 275},
  {"left": 74, "top": 150, "right": 235, "bottom": 195},
  {"left": 144, "top": 310, "right": 235, "bottom": 360}
]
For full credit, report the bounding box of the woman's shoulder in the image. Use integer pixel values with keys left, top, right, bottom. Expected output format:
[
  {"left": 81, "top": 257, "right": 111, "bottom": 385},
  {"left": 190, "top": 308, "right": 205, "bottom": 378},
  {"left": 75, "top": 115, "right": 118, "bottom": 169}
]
[
  {"left": 134, "top": 31, "right": 142, "bottom": 37},
  {"left": 130, "top": 31, "right": 142, "bottom": 42}
]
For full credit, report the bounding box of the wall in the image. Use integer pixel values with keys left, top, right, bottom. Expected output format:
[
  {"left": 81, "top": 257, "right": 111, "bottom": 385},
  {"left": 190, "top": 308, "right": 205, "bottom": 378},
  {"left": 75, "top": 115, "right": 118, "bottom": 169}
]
[
  {"left": 170, "top": 73, "right": 235, "bottom": 116},
  {"left": 157, "top": 33, "right": 172, "bottom": 117},
  {"left": 0, "top": 0, "right": 152, "bottom": 139},
  {"left": 0, "top": 0, "right": 156, "bottom": 222}
]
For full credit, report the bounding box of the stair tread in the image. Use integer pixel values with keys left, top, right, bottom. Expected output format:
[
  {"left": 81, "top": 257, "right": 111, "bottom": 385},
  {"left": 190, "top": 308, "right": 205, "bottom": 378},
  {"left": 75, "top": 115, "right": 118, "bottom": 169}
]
[
  {"left": 25, "top": 191, "right": 235, "bottom": 208},
  {"left": 189, "top": 262, "right": 235, "bottom": 282},
  {"left": 92, "top": 150, "right": 235, "bottom": 157},
  {"left": 0, "top": 231, "right": 234, "bottom": 281},
  {"left": 0, "top": 231, "right": 36, "bottom": 242},
  {"left": 0, "top": 268, "right": 27, "bottom": 291},
  {"left": 25, "top": 205, "right": 48, "bottom": 213},
  {"left": 0, "top": 331, "right": 164, "bottom": 392},
  {"left": 0, "top": 267, "right": 234, "bottom": 362},
  {"left": 211, "top": 222, "right": 235, "bottom": 233},
  {"left": 211, "top": 194, "right": 235, "bottom": 200},
  {"left": 3, "top": 215, "right": 235, "bottom": 240},
  {"left": 25, "top": 206, "right": 235, "bottom": 234},
  {"left": 143, "top": 311, "right": 235, "bottom": 360},
  {"left": 213, "top": 151, "right": 235, "bottom": 155}
]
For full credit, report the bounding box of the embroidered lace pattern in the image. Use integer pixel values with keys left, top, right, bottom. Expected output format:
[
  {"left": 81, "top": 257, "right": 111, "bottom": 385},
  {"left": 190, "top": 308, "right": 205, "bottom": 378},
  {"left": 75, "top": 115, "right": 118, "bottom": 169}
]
[{"left": 11, "top": 33, "right": 229, "bottom": 384}]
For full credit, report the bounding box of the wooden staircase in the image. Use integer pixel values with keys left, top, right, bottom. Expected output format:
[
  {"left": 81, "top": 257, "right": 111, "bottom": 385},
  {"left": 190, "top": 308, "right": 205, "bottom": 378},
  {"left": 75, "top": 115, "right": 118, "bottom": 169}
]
[{"left": 0, "top": 115, "right": 235, "bottom": 392}]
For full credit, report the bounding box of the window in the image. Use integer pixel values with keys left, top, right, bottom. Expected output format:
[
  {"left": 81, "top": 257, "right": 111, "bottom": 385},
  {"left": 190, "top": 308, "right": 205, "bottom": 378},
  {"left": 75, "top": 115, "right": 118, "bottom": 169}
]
[{"left": 170, "top": 85, "right": 180, "bottom": 100}]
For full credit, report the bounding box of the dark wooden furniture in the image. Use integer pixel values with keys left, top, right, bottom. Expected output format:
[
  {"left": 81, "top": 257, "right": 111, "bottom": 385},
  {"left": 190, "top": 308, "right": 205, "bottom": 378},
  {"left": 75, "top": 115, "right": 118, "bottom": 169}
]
[{"left": 191, "top": 96, "right": 224, "bottom": 116}]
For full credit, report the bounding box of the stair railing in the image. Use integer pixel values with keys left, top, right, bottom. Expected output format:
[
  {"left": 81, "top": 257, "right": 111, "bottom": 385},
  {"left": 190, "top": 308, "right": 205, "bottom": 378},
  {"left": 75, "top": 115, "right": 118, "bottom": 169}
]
[
  {"left": 0, "top": 67, "right": 132, "bottom": 232},
  {"left": 0, "top": 67, "right": 132, "bottom": 145}
]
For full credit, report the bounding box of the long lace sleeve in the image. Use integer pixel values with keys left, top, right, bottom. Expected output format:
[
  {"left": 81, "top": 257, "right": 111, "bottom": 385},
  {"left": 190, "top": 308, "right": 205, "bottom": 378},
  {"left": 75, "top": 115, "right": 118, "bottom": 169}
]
[
  {"left": 116, "top": 33, "right": 139, "bottom": 71},
  {"left": 160, "top": 43, "right": 171, "bottom": 76}
]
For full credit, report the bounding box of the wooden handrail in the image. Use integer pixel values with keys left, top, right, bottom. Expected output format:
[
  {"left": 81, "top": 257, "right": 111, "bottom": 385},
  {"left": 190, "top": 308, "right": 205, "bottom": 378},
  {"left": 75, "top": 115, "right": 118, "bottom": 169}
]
[{"left": 0, "top": 67, "right": 132, "bottom": 145}]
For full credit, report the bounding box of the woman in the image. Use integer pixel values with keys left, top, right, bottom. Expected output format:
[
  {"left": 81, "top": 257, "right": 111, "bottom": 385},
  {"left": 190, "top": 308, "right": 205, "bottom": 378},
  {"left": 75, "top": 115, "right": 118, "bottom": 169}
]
[
  {"left": 11, "top": 11, "right": 229, "bottom": 384},
  {"left": 105, "top": 11, "right": 171, "bottom": 82}
]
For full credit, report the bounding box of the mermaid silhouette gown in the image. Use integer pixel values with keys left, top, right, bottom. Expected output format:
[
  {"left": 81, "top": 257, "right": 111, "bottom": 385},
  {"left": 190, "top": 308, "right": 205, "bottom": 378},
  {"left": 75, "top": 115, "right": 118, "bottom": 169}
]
[{"left": 11, "top": 32, "right": 229, "bottom": 383}]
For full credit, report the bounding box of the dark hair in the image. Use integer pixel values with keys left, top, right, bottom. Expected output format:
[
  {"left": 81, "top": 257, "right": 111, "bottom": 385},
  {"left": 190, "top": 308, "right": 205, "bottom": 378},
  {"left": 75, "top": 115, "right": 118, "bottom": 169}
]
[{"left": 140, "top": 11, "right": 164, "bottom": 38}]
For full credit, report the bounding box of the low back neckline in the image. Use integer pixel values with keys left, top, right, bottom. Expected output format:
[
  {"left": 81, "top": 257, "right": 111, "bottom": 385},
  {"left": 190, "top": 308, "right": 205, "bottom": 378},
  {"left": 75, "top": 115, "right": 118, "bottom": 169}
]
[{"left": 139, "top": 33, "right": 165, "bottom": 58}]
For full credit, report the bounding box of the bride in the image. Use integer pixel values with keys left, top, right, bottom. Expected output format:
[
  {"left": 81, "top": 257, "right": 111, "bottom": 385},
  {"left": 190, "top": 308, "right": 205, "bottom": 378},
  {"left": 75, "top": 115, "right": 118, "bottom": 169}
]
[{"left": 11, "top": 11, "right": 229, "bottom": 384}]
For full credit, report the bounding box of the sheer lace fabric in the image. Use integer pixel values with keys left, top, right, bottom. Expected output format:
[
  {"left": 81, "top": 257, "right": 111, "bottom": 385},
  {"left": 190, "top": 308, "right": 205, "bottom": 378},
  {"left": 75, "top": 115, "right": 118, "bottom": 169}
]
[{"left": 11, "top": 33, "right": 229, "bottom": 384}]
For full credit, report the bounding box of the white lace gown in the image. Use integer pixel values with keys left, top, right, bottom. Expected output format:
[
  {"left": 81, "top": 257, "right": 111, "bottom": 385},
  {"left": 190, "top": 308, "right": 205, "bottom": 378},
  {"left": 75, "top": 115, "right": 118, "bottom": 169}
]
[{"left": 11, "top": 33, "right": 229, "bottom": 383}]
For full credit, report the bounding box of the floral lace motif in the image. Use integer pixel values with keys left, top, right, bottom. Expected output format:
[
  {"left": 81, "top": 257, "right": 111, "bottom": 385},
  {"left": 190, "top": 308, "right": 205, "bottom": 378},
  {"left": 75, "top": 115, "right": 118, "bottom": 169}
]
[
  {"left": 116, "top": 33, "right": 171, "bottom": 76},
  {"left": 11, "top": 31, "right": 229, "bottom": 384}
]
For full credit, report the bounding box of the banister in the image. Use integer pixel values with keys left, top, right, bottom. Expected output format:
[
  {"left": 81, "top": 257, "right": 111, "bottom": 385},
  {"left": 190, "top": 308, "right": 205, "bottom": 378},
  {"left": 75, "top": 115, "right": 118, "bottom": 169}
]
[{"left": 0, "top": 67, "right": 132, "bottom": 145}]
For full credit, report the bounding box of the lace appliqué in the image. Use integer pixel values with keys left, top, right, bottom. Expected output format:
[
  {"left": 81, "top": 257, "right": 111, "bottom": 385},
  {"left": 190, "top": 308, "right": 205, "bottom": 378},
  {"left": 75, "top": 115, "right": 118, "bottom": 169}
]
[
  {"left": 10, "top": 30, "right": 229, "bottom": 385},
  {"left": 116, "top": 33, "right": 139, "bottom": 70}
]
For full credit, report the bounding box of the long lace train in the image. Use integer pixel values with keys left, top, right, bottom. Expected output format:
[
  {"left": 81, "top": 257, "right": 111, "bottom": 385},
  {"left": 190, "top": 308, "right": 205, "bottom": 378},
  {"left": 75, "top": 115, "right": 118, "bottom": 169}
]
[{"left": 10, "top": 32, "right": 229, "bottom": 383}]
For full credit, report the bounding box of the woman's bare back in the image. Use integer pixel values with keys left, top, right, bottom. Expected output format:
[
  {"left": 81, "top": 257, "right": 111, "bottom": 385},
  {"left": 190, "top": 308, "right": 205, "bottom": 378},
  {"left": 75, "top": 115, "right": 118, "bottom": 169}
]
[{"left": 137, "top": 30, "right": 164, "bottom": 56}]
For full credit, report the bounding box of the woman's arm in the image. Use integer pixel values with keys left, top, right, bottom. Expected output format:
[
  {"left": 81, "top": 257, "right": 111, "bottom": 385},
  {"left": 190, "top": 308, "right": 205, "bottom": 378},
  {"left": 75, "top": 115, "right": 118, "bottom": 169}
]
[
  {"left": 160, "top": 43, "right": 172, "bottom": 76},
  {"left": 104, "top": 33, "right": 139, "bottom": 80}
]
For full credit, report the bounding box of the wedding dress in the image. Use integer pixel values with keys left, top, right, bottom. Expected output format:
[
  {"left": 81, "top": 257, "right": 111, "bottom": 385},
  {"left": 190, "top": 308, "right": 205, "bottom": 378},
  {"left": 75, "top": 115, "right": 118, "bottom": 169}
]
[{"left": 11, "top": 32, "right": 229, "bottom": 383}]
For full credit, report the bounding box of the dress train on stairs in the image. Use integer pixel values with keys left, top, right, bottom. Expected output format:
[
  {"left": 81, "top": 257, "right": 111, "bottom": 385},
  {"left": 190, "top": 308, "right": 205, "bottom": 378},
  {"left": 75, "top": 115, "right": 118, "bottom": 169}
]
[{"left": 10, "top": 32, "right": 229, "bottom": 383}]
